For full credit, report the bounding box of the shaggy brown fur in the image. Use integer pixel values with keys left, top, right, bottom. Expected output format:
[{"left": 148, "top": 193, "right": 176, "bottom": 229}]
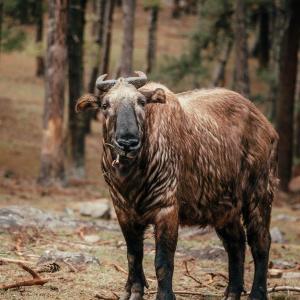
[{"left": 77, "top": 80, "right": 278, "bottom": 300}]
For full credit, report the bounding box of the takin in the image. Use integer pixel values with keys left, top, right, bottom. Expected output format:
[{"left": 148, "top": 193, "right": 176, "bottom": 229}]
[{"left": 76, "top": 72, "right": 278, "bottom": 300}]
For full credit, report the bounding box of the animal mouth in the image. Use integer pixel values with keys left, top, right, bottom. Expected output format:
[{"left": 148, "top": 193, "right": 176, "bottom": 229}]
[{"left": 105, "top": 141, "right": 141, "bottom": 167}]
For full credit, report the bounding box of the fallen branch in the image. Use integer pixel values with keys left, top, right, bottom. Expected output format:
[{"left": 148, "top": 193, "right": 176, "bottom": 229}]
[
  {"left": 267, "top": 286, "right": 300, "bottom": 294},
  {"left": 240, "top": 285, "right": 300, "bottom": 297},
  {"left": 0, "top": 262, "right": 49, "bottom": 290},
  {"left": 0, "top": 257, "right": 34, "bottom": 265}
]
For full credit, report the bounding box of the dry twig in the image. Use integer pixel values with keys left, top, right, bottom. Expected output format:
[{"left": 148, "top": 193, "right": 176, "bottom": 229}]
[
  {"left": 62, "top": 260, "right": 78, "bottom": 273},
  {"left": 0, "top": 257, "right": 34, "bottom": 265},
  {"left": 0, "top": 262, "right": 49, "bottom": 290},
  {"left": 266, "top": 286, "right": 300, "bottom": 294},
  {"left": 183, "top": 260, "right": 220, "bottom": 292},
  {"left": 112, "top": 263, "right": 128, "bottom": 275}
]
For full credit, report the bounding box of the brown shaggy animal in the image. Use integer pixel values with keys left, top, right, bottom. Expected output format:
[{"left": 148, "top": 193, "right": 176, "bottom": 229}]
[{"left": 76, "top": 72, "right": 278, "bottom": 300}]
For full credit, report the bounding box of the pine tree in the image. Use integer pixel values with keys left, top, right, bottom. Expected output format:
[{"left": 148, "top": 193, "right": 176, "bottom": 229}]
[
  {"left": 68, "top": 0, "right": 87, "bottom": 178},
  {"left": 276, "top": 0, "right": 300, "bottom": 191},
  {"left": 119, "top": 0, "right": 136, "bottom": 76},
  {"left": 38, "top": 0, "right": 69, "bottom": 185}
]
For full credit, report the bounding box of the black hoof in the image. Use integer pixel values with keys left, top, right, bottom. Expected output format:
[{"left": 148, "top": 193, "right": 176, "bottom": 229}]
[
  {"left": 119, "top": 291, "right": 131, "bottom": 300},
  {"left": 222, "top": 292, "right": 241, "bottom": 300},
  {"left": 156, "top": 292, "right": 176, "bottom": 300},
  {"left": 248, "top": 289, "right": 268, "bottom": 300},
  {"left": 119, "top": 291, "right": 143, "bottom": 300},
  {"left": 129, "top": 292, "right": 143, "bottom": 300}
]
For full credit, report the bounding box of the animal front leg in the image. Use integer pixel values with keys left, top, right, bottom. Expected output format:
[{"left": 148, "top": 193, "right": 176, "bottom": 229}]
[
  {"left": 154, "top": 206, "right": 178, "bottom": 300},
  {"left": 117, "top": 214, "right": 147, "bottom": 300},
  {"left": 216, "top": 219, "right": 246, "bottom": 300}
]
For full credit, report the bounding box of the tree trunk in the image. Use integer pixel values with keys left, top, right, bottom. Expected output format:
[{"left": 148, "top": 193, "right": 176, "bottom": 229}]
[
  {"left": 0, "top": 0, "right": 3, "bottom": 57},
  {"left": 88, "top": 0, "right": 106, "bottom": 93},
  {"left": 257, "top": 4, "right": 270, "bottom": 69},
  {"left": 172, "top": 0, "right": 180, "bottom": 18},
  {"left": 100, "top": 0, "right": 115, "bottom": 75},
  {"left": 35, "top": 0, "right": 44, "bottom": 77},
  {"left": 276, "top": 0, "right": 300, "bottom": 191},
  {"left": 211, "top": 38, "right": 233, "bottom": 87},
  {"left": 296, "top": 102, "right": 300, "bottom": 160},
  {"left": 68, "top": 0, "right": 87, "bottom": 179},
  {"left": 268, "top": 1, "right": 286, "bottom": 121},
  {"left": 38, "top": 0, "right": 69, "bottom": 186},
  {"left": 296, "top": 60, "right": 300, "bottom": 161},
  {"left": 233, "top": 0, "right": 250, "bottom": 98},
  {"left": 91, "top": 0, "right": 97, "bottom": 36},
  {"left": 85, "top": 0, "right": 106, "bottom": 135},
  {"left": 119, "top": 0, "right": 135, "bottom": 77},
  {"left": 146, "top": 5, "right": 159, "bottom": 74},
  {"left": 19, "top": 0, "right": 29, "bottom": 24}
]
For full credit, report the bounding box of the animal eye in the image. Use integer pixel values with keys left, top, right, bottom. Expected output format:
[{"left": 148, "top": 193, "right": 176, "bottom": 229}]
[
  {"left": 102, "top": 102, "right": 109, "bottom": 110},
  {"left": 138, "top": 98, "right": 146, "bottom": 106}
]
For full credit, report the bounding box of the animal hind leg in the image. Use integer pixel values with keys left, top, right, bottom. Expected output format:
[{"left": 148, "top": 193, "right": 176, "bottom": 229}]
[
  {"left": 216, "top": 218, "right": 246, "bottom": 300},
  {"left": 244, "top": 194, "right": 272, "bottom": 300}
]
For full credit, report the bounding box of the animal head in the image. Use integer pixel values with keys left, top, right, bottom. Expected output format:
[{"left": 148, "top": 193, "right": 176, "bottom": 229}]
[{"left": 76, "top": 71, "right": 166, "bottom": 162}]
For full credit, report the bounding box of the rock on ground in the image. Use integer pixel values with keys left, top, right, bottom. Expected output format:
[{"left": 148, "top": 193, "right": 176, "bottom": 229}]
[
  {"left": 78, "top": 199, "right": 111, "bottom": 219},
  {"left": 0, "top": 206, "right": 77, "bottom": 230},
  {"left": 38, "top": 249, "right": 100, "bottom": 266},
  {"left": 0, "top": 205, "right": 113, "bottom": 231},
  {"left": 270, "top": 227, "right": 285, "bottom": 243}
]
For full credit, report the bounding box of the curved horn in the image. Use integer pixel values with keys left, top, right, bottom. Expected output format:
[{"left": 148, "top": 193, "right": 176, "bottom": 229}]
[
  {"left": 96, "top": 74, "right": 117, "bottom": 92},
  {"left": 126, "top": 71, "right": 148, "bottom": 89}
]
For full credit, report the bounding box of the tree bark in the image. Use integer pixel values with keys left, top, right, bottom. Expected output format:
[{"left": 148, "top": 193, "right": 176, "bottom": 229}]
[
  {"left": 211, "top": 38, "right": 233, "bottom": 87},
  {"left": 85, "top": 0, "right": 106, "bottom": 135},
  {"left": 268, "top": 1, "right": 286, "bottom": 121},
  {"left": 233, "top": 0, "right": 250, "bottom": 98},
  {"left": 88, "top": 0, "right": 106, "bottom": 93},
  {"left": 38, "top": 0, "right": 69, "bottom": 186},
  {"left": 296, "top": 102, "right": 300, "bottom": 160},
  {"left": 146, "top": 5, "right": 159, "bottom": 74},
  {"left": 172, "top": 0, "right": 180, "bottom": 18},
  {"left": 276, "top": 0, "right": 300, "bottom": 191},
  {"left": 100, "top": 0, "right": 115, "bottom": 75},
  {"left": 296, "top": 59, "right": 300, "bottom": 161},
  {"left": 67, "top": 0, "right": 87, "bottom": 178},
  {"left": 0, "top": 0, "right": 3, "bottom": 57},
  {"left": 257, "top": 4, "right": 270, "bottom": 69},
  {"left": 119, "top": 0, "right": 135, "bottom": 77},
  {"left": 35, "top": 0, "right": 44, "bottom": 77}
]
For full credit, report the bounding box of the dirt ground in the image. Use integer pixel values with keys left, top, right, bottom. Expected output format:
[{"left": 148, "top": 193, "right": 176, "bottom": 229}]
[
  {"left": 1, "top": 2, "right": 300, "bottom": 300},
  {"left": 0, "top": 180, "right": 300, "bottom": 300}
]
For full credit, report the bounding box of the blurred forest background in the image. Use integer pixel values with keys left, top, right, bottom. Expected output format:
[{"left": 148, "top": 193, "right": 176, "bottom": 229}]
[
  {"left": 1, "top": 1, "right": 300, "bottom": 299},
  {"left": 0, "top": 0, "right": 299, "bottom": 193}
]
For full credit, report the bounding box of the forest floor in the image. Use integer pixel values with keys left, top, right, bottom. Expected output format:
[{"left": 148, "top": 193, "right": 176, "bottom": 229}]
[
  {"left": 0, "top": 179, "right": 300, "bottom": 300},
  {"left": 0, "top": 2, "right": 300, "bottom": 300}
]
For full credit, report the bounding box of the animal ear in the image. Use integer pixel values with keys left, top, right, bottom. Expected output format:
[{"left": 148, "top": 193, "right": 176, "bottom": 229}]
[
  {"left": 75, "top": 94, "right": 100, "bottom": 112},
  {"left": 142, "top": 88, "right": 166, "bottom": 104}
]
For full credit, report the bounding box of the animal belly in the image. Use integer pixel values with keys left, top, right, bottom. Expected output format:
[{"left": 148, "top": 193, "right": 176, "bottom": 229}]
[{"left": 178, "top": 196, "right": 241, "bottom": 228}]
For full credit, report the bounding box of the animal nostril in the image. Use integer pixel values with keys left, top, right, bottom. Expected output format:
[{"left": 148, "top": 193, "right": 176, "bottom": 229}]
[{"left": 116, "top": 138, "right": 139, "bottom": 150}]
